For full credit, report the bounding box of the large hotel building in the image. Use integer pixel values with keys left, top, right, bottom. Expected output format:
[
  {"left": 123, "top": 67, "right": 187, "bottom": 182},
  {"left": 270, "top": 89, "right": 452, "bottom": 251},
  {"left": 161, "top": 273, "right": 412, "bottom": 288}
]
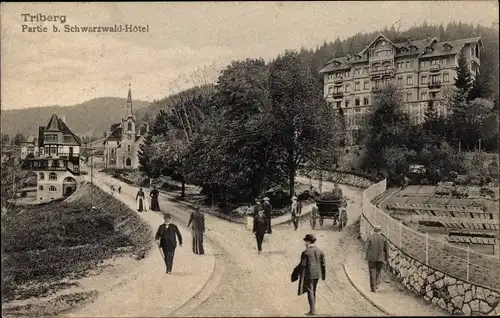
[{"left": 320, "top": 34, "right": 482, "bottom": 144}]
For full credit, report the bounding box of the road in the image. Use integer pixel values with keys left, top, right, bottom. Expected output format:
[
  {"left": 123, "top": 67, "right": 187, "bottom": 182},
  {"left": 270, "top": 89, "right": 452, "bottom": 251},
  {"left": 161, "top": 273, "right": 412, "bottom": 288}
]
[{"left": 93, "top": 172, "right": 383, "bottom": 317}]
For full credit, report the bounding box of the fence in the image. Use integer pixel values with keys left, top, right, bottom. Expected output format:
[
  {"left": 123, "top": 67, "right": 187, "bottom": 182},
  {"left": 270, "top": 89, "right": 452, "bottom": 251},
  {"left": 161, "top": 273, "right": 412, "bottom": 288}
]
[{"left": 362, "top": 179, "right": 500, "bottom": 292}]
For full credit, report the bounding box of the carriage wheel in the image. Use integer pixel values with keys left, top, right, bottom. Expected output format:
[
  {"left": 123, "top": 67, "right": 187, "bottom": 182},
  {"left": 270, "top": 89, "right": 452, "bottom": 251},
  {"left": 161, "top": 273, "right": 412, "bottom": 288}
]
[
  {"left": 310, "top": 217, "right": 316, "bottom": 230},
  {"left": 319, "top": 217, "right": 324, "bottom": 227}
]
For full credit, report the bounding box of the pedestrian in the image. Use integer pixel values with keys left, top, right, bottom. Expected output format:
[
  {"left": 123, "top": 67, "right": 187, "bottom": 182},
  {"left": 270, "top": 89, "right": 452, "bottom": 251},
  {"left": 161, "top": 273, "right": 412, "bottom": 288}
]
[
  {"left": 262, "top": 197, "right": 272, "bottom": 234},
  {"left": 150, "top": 185, "right": 161, "bottom": 211},
  {"left": 118, "top": 185, "right": 121, "bottom": 194},
  {"left": 291, "top": 234, "right": 325, "bottom": 316},
  {"left": 136, "top": 188, "right": 145, "bottom": 212},
  {"left": 155, "top": 213, "right": 183, "bottom": 274},
  {"left": 332, "top": 183, "right": 343, "bottom": 200},
  {"left": 143, "top": 190, "right": 149, "bottom": 212},
  {"left": 253, "top": 209, "right": 267, "bottom": 254},
  {"left": 253, "top": 198, "right": 262, "bottom": 216},
  {"left": 291, "top": 196, "right": 302, "bottom": 231},
  {"left": 187, "top": 207, "right": 205, "bottom": 255},
  {"left": 364, "top": 225, "right": 389, "bottom": 292}
]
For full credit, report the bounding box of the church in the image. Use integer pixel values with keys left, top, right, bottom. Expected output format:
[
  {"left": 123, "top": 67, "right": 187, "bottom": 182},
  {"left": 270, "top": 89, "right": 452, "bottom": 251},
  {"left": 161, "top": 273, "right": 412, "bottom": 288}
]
[{"left": 103, "top": 84, "right": 149, "bottom": 169}]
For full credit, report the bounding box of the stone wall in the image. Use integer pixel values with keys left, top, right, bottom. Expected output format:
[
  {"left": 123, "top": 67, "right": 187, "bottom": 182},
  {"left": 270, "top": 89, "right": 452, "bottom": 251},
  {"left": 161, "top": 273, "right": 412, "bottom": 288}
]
[{"left": 359, "top": 180, "right": 500, "bottom": 316}]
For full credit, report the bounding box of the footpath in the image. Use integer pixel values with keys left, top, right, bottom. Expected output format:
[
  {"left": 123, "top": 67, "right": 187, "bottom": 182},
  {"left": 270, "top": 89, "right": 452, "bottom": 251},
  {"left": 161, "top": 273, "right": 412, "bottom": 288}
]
[
  {"left": 343, "top": 242, "right": 446, "bottom": 316},
  {"left": 67, "top": 174, "right": 216, "bottom": 317}
]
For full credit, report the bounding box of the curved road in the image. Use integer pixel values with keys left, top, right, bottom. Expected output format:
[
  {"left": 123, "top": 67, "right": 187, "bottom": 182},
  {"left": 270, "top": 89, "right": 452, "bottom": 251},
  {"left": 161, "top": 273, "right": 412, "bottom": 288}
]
[{"left": 95, "top": 173, "right": 383, "bottom": 317}]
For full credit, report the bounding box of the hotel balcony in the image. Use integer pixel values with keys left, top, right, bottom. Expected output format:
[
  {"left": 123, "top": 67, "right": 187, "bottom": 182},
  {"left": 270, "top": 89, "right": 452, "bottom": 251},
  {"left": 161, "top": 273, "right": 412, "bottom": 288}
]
[
  {"left": 428, "top": 81, "right": 442, "bottom": 89},
  {"left": 333, "top": 77, "right": 343, "bottom": 84},
  {"left": 369, "top": 68, "right": 395, "bottom": 79},
  {"left": 332, "top": 92, "right": 344, "bottom": 99},
  {"left": 429, "top": 65, "right": 441, "bottom": 72},
  {"left": 24, "top": 156, "right": 81, "bottom": 175}
]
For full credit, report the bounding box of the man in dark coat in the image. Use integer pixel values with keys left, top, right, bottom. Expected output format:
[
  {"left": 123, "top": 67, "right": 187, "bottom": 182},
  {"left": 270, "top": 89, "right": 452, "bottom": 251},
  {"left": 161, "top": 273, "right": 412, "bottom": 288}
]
[
  {"left": 252, "top": 209, "right": 268, "bottom": 254},
  {"left": 262, "top": 197, "right": 272, "bottom": 234},
  {"left": 155, "top": 213, "right": 183, "bottom": 274},
  {"left": 364, "top": 225, "right": 389, "bottom": 292},
  {"left": 150, "top": 186, "right": 161, "bottom": 211},
  {"left": 253, "top": 198, "right": 262, "bottom": 216},
  {"left": 291, "top": 196, "right": 302, "bottom": 231},
  {"left": 187, "top": 207, "right": 205, "bottom": 255},
  {"left": 293, "top": 234, "right": 325, "bottom": 315},
  {"left": 332, "top": 183, "right": 343, "bottom": 200}
]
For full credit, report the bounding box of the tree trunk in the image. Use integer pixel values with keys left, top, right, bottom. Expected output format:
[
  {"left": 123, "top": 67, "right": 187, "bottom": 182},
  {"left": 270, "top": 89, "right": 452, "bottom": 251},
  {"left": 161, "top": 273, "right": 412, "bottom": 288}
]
[
  {"left": 181, "top": 179, "right": 186, "bottom": 198},
  {"left": 288, "top": 148, "right": 296, "bottom": 197}
]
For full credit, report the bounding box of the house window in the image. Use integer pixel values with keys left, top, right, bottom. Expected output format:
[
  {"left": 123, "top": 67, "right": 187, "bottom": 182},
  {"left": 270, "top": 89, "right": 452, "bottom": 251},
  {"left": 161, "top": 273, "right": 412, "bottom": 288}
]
[
  {"left": 421, "top": 91, "right": 428, "bottom": 100},
  {"left": 406, "top": 61, "right": 410, "bottom": 69},
  {"left": 49, "top": 185, "right": 57, "bottom": 192},
  {"left": 334, "top": 86, "right": 342, "bottom": 93},
  {"left": 39, "top": 173, "right": 45, "bottom": 180},
  {"left": 345, "top": 84, "right": 351, "bottom": 93},
  {"left": 128, "top": 122, "right": 132, "bottom": 131},
  {"left": 355, "top": 98, "right": 360, "bottom": 106},
  {"left": 355, "top": 82, "right": 360, "bottom": 91},
  {"left": 406, "top": 75, "right": 413, "bottom": 86},
  {"left": 336, "top": 101, "right": 341, "bottom": 108},
  {"left": 345, "top": 100, "right": 350, "bottom": 108},
  {"left": 397, "top": 77, "right": 403, "bottom": 87},
  {"left": 421, "top": 76, "right": 427, "bottom": 84},
  {"left": 39, "top": 185, "right": 44, "bottom": 191},
  {"left": 406, "top": 92, "right": 413, "bottom": 102},
  {"left": 431, "top": 75, "right": 440, "bottom": 84},
  {"left": 364, "top": 81, "right": 369, "bottom": 90},
  {"left": 127, "top": 145, "right": 131, "bottom": 152},
  {"left": 363, "top": 97, "right": 369, "bottom": 105},
  {"left": 443, "top": 73, "right": 449, "bottom": 83},
  {"left": 49, "top": 172, "right": 57, "bottom": 180},
  {"left": 64, "top": 136, "right": 72, "bottom": 142}
]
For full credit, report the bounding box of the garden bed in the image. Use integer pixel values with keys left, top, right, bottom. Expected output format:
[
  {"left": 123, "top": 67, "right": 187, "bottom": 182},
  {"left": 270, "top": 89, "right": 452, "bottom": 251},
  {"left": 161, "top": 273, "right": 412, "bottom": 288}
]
[{"left": 1, "top": 184, "right": 151, "bottom": 304}]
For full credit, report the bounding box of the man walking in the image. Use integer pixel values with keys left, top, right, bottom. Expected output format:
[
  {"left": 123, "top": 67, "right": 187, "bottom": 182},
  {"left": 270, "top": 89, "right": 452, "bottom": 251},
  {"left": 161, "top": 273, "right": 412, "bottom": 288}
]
[
  {"left": 293, "top": 234, "right": 325, "bottom": 315},
  {"left": 252, "top": 209, "right": 268, "bottom": 254},
  {"left": 155, "top": 213, "right": 183, "bottom": 274},
  {"left": 262, "top": 197, "right": 272, "bottom": 234},
  {"left": 364, "top": 225, "right": 389, "bottom": 292},
  {"left": 187, "top": 207, "right": 205, "bottom": 255},
  {"left": 253, "top": 198, "right": 262, "bottom": 216},
  {"left": 291, "top": 196, "right": 302, "bottom": 231}
]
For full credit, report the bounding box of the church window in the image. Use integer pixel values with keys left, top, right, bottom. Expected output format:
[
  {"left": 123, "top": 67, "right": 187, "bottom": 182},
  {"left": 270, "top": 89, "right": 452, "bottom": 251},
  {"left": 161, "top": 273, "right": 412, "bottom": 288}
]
[
  {"left": 128, "top": 122, "right": 132, "bottom": 131},
  {"left": 128, "top": 145, "right": 131, "bottom": 152},
  {"left": 126, "top": 158, "right": 132, "bottom": 166}
]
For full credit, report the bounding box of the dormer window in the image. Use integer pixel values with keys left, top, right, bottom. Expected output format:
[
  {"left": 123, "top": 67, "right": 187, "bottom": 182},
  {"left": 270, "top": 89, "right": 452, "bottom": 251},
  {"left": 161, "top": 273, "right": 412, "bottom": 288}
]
[
  {"left": 409, "top": 45, "right": 417, "bottom": 52},
  {"left": 443, "top": 43, "right": 452, "bottom": 52}
]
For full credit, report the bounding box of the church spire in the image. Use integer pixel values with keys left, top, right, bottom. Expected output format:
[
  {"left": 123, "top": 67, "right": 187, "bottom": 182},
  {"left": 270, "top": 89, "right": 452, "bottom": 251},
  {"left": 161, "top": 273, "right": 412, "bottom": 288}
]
[{"left": 126, "top": 80, "right": 133, "bottom": 117}]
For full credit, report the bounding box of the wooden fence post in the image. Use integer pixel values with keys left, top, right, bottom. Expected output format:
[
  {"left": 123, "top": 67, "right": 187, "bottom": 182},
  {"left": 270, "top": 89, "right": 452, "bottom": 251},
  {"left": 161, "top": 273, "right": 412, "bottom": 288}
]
[{"left": 425, "top": 232, "right": 429, "bottom": 265}]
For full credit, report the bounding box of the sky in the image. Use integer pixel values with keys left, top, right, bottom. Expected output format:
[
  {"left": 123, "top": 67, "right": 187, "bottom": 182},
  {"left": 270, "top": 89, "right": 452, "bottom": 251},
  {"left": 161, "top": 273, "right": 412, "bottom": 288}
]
[{"left": 1, "top": 1, "right": 498, "bottom": 110}]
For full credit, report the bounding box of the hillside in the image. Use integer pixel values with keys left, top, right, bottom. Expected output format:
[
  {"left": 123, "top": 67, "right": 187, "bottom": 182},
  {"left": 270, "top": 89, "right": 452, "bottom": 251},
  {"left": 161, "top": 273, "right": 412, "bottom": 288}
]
[{"left": 1, "top": 97, "right": 150, "bottom": 137}]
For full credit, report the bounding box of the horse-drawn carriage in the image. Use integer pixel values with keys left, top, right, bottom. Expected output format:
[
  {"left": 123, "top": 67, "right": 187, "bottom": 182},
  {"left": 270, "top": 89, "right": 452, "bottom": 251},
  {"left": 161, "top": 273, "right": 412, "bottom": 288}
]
[{"left": 310, "top": 193, "right": 348, "bottom": 231}]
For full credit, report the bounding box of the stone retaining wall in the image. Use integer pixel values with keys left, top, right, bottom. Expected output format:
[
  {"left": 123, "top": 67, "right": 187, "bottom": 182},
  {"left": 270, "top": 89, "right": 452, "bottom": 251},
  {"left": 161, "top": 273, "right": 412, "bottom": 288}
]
[
  {"left": 301, "top": 169, "right": 376, "bottom": 189},
  {"left": 360, "top": 180, "right": 500, "bottom": 316}
]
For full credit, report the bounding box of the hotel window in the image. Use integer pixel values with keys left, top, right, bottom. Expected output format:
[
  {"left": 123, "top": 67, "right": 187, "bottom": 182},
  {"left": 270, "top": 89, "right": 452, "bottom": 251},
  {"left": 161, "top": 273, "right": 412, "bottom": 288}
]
[
  {"left": 355, "top": 82, "right": 360, "bottom": 91},
  {"left": 409, "top": 60, "right": 414, "bottom": 68},
  {"left": 334, "top": 86, "right": 342, "bottom": 93},
  {"left": 406, "top": 61, "right": 410, "bottom": 68},
  {"left": 336, "top": 101, "right": 341, "bottom": 108},
  {"left": 431, "top": 75, "right": 440, "bottom": 84},
  {"left": 355, "top": 98, "right": 360, "bottom": 106},
  {"left": 397, "top": 77, "right": 403, "bottom": 87},
  {"left": 49, "top": 172, "right": 57, "bottom": 180},
  {"left": 443, "top": 73, "right": 449, "bottom": 83},
  {"left": 363, "top": 97, "right": 369, "bottom": 105},
  {"left": 364, "top": 81, "right": 369, "bottom": 90},
  {"left": 421, "top": 91, "right": 428, "bottom": 100},
  {"left": 39, "top": 173, "right": 45, "bottom": 180},
  {"left": 328, "top": 86, "right": 333, "bottom": 94},
  {"left": 49, "top": 185, "right": 57, "bottom": 192},
  {"left": 406, "top": 92, "right": 413, "bottom": 102},
  {"left": 39, "top": 185, "right": 44, "bottom": 191},
  {"left": 345, "top": 83, "right": 351, "bottom": 93},
  {"left": 421, "top": 76, "right": 427, "bottom": 84},
  {"left": 345, "top": 100, "right": 350, "bottom": 108},
  {"left": 406, "top": 75, "right": 413, "bottom": 86},
  {"left": 420, "top": 61, "right": 425, "bottom": 68}
]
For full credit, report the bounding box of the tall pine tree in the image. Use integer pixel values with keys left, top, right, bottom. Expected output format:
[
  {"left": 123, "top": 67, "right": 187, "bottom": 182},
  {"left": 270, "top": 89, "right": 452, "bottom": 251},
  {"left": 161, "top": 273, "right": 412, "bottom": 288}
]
[
  {"left": 138, "top": 133, "right": 154, "bottom": 178},
  {"left": 454, "top": 50, "right": 473, "bottom": 94}
]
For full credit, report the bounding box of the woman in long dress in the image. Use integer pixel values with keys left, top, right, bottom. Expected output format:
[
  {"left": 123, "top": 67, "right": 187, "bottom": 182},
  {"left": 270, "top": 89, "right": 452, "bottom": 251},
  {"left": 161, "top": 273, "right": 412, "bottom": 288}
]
[
  {"left": 187, "top": 208, "right": 205, "bottom": 255},
  {"left": 150, "top": 186, "right": 160, "bottom": 211},
  {"left": 136, "top": 188, "right": 145, "bottom": 212}
]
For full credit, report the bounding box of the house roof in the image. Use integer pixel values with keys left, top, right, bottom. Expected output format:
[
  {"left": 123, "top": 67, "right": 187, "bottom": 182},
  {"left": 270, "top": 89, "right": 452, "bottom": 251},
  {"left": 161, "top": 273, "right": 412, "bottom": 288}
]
[
  {"left": 103, "top": 124, "right": 123, "bottom": 144},
  {"left": 319, "top": 35, "right": 482, "bottom": 74},
  {"left": 43, "top": 114, "right": 81, "bottom": 145},
  {"left": 23, "top": 135, "right": 36, "bottom": 143}
]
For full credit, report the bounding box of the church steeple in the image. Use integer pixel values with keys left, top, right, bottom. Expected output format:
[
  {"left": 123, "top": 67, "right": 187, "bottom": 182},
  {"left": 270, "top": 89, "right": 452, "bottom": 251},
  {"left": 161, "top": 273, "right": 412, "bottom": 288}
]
[{"left": 126, "top": 81, "right": 133, "bottom": 117}]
